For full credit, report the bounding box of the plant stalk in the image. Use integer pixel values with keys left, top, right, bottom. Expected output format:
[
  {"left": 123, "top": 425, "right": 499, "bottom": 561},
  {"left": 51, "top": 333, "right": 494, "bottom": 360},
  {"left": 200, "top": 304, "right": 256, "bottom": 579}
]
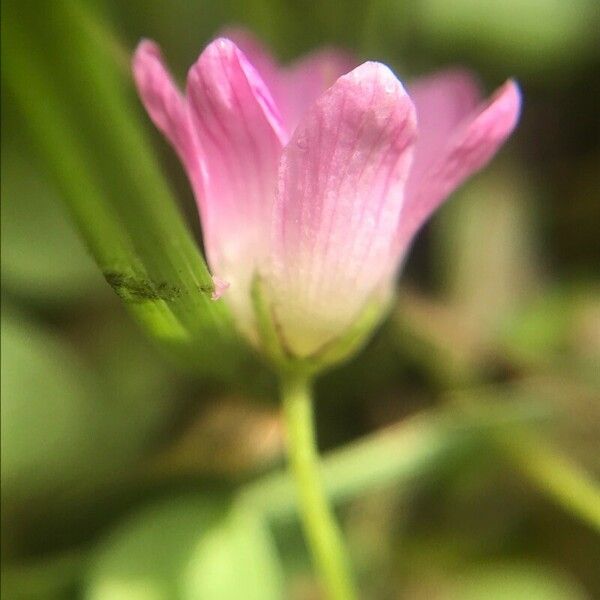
[{"left": 280, "top": 371, "right": 357, "bottom": 600}]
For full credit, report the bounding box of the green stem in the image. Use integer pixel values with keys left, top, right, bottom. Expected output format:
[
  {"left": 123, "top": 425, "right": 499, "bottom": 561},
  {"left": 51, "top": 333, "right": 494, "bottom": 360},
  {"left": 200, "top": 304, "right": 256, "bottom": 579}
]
[{"left": 280, "top": 372, "right": 357, "bottom": 600}]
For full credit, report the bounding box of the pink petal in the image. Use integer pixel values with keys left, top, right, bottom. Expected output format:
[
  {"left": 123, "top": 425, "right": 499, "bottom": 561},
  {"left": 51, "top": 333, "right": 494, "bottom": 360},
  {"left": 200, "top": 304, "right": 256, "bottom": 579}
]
[
  {"left": 280, "top": 49, "right": 357, "bottom": 133},
  {"left": 132, "top": 40, "right": 204, "bottom": 196},
  {"left": 186, "top": 38, "right": 286, "bottom": 332},
  {"left": 407, "top": 69, "right": 482, "bottom": 200},
  {"left": 397, "top": 78, "right": 522, "bottom": 253},
  {"left": 218, "top": 27, "right": 281, "bottom": 98},
  {"left": 268, "top": 62, "right": 417, "bottom": 356},
  {"left": 219, "top": 28, "right": 356, "bottom": 135}
]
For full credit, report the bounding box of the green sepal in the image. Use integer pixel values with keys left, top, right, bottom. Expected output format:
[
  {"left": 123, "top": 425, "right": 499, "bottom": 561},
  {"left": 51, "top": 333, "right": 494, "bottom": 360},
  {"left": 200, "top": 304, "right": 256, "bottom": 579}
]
[{"left": 252, "top": 276, "right": 389, "bottom": 377}]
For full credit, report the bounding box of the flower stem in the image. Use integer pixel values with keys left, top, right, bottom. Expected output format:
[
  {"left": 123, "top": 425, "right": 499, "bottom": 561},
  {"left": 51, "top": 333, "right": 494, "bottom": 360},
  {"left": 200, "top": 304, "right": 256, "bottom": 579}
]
[{"left": 280, "top": 372, "right": 357, "bottom": 600}]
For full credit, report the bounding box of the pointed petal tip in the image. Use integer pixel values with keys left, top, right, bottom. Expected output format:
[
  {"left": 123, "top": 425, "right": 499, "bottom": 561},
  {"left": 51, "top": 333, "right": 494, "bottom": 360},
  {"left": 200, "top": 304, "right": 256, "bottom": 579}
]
[
  {"left": 331, "top": 61, "right": 416, "bottom": 128},
  {"left": 344, "top": 60, "right": 406, "bottom": 91},
  {"left": 395, "top": 76, "right": 522, "bottom": 254},
  {"left": 338, "top": 62, "right": 417, "bottom": 133},
  {"left": 479, "top": 78, "right": 523, "bottom": 134},
  {"left": 132, "top": 39, "right": 162, "bottom": 69},
  {"left": 132, "top": 39, "right": 173, "bottom": 98},
  {"left": 186, "top": 37, "right": 245, "bottom": 91},
  {"left": 504, "top": 78, "right": 523, "bottom": 120},
  {"left": 186, "top": 38, "right": 237, "bottom": 85},
  {"left": 503, "top": 77, "right": 522, "bottom": 97},
  {"left": 135, "top": 38, "right": 159, "bottom": 53},
  {"left": 186, "top": 34, "right": 287, "bottom": 146},
  {"left": 202, "top": 36, "right": 241, "bottom": 60},
  {"left": 497, "top": 77, "right": 522, "bottom": 106},
  {"left": 131, "top": 37, "right": 184, "bottom": 130}
]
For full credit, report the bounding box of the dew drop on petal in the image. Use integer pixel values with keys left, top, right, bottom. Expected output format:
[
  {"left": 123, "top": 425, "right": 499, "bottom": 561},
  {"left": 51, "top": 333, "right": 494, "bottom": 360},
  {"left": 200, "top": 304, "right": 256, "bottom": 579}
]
[
  {"left": 296, "top": 135, "right": 308, "bottom": 151},
  {"left": 384, "top": 81, "right": 396, "bottom": 94}
]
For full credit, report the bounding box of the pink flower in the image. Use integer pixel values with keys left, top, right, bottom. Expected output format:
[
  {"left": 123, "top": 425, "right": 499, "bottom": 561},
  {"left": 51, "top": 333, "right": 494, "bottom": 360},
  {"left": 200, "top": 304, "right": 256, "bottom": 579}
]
[{"left": 133, "top": 30, "right": 521, "bottom": 360}]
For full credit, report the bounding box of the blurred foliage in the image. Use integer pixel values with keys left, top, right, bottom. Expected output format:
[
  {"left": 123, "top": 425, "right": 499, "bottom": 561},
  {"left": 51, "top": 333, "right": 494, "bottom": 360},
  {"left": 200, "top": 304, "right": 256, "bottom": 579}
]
[
  {"left": 1, "top": 0, "right": 599, "bottom": 599},
  {"left": 412, "top": 0, "right": 598, "bottom": 76},
  {"left": 1, "top": 142, "right": 103, "bottom": 303},
  {"left": 85, "top": 496, "right": 284, "bottom": 600}
]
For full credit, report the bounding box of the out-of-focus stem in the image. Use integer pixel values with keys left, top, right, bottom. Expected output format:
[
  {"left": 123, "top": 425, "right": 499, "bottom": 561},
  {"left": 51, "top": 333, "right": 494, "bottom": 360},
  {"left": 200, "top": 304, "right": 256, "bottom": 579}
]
[{"left": 499, "top": 428, "right": 600, "bottom": 532}]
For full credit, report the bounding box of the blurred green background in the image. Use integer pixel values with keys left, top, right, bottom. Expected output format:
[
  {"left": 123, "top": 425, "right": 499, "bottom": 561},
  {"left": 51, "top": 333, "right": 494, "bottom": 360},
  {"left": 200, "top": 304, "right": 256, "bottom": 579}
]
[{"left": 1, "top": 0, "right": 599, "bottom": 598}]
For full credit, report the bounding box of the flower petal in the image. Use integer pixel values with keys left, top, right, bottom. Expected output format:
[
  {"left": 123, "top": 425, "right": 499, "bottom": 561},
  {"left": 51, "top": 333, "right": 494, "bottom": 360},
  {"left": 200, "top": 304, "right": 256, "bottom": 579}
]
[
  {"left": 219, "top": 29, "right": 356, "bottom": 135},
  {"left": 217, "top": 27, "right": 282, "bottom": 103},
  {"left": 186, "top": 38, "right": 286, "bottom": 332},
  {"left": 397, "top": 78, "right": 522, "bottom": 253},
  {"left": 268, "top": 62, "right": 417, "bottom": 356},
  {"left": 132, "top": 40, "right": 204, "bottom": 195},
  {"left": 281, "top": 49, "right": 357, "bottom": 132},
  {"left": 407, "top": 69, "right": 481, "bottom": 199}
]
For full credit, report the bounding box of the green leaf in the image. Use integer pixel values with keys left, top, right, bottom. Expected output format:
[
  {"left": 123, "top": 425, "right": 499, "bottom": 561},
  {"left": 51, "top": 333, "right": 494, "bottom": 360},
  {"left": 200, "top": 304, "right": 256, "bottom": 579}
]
[
  {"left": 85, "top": 496, "right": 284, "bottom": 600},
  {"left": 498, "top": 286, "right": 579, "bottom": 369},
  {"left": 183, "top": 506, "right": 284, "bottom": 600},
  {"left": 0, "top": 308, "right": 176, "bottom": 509},
  {"left": 1, "top": 550, "right": 84, "bottom": 600},
  {"left": 433, "top": 164, "right": 539, "bottom": 339},
  {"left": 448, "top": 563, "right": 588, "bottom": 600},
  {"left": 1, "top": 0, "right": 240, "bottom": 373},
  {"left": 1, "top": 308, "right": 105, "bottom": 500},
  {"left": 415, "top": 0, "right": 598, "bottom": 74}
]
